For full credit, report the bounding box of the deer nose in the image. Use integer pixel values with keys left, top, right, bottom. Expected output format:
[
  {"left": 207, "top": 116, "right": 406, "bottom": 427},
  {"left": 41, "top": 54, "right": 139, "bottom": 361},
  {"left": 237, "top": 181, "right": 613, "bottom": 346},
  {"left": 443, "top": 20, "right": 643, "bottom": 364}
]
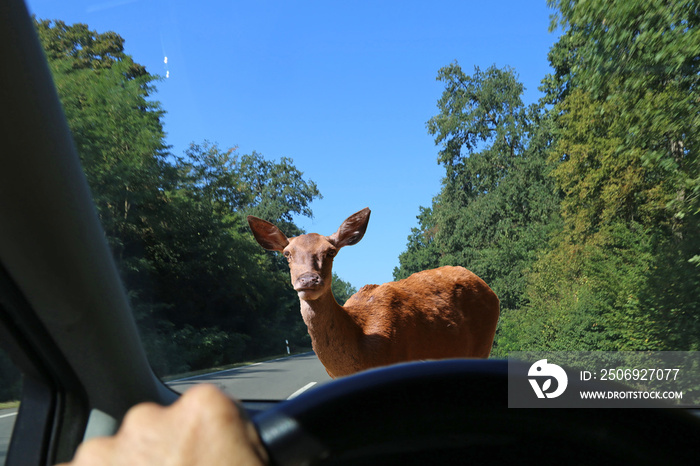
[{"left": 296, "top": 273, "right": 321, "bottom": 290}]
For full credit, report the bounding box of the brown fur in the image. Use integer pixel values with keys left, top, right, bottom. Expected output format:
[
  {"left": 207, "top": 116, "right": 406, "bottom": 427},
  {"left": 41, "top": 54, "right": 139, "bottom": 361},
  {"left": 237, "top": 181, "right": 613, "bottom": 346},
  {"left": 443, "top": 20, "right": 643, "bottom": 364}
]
[{"left": 248, "top": 208, "right": 500, "bottom": 378}]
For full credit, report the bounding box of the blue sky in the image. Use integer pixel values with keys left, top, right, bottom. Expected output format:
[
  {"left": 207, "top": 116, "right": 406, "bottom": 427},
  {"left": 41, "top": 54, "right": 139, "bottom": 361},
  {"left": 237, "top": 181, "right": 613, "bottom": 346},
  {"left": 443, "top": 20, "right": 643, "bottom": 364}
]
[{"left": 27, "top": 0, "right": 560, "bottom": 290}]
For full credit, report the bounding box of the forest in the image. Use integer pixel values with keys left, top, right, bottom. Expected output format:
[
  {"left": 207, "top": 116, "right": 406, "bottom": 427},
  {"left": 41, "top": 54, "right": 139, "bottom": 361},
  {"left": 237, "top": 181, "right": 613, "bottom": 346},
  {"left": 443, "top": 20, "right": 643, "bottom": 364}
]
[
  {"left": 395, "top": 0, "right": 700, "bottom": 355},
  {"left": 1, "top": 0, "right": 699, "bottom": 402}
]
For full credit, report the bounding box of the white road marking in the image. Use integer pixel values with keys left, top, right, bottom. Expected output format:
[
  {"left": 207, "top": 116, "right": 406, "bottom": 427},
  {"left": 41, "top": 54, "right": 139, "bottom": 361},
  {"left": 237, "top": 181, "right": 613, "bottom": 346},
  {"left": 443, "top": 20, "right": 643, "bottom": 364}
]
[
  {"left": 268, "top": 351, "right": 314, "bottom": 363},
  {"left": 287, "top": 382, "right": 317, "bottom": 400},
  {"left": 0, "top": 412, "right": 17, "bottom": 419}
]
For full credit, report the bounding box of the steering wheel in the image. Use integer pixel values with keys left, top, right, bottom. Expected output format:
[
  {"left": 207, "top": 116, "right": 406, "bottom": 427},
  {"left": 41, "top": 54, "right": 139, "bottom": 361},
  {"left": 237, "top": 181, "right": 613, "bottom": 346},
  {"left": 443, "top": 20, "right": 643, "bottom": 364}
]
[{"left": 254, "top": 359, "right": 700, "bottom": 465}]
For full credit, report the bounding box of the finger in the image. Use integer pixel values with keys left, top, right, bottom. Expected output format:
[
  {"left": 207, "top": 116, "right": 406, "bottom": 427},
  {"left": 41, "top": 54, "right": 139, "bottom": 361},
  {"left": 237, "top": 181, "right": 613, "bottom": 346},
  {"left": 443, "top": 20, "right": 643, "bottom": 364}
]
[
  {"left": 60, "top": 436, "right": 116, "bottom": 465},
  {"left": 121, "top": 401, "right": 164, "bottom": 428},
  {"left": 176, "top": 385, "right": 269, "bottom": 464}
]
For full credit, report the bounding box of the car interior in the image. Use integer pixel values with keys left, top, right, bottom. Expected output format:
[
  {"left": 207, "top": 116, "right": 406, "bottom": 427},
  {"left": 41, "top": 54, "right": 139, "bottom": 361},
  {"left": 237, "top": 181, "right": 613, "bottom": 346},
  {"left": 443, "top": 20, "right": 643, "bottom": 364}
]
[{"left": 2, "top": 0, "right": 700, "bottom": 464}]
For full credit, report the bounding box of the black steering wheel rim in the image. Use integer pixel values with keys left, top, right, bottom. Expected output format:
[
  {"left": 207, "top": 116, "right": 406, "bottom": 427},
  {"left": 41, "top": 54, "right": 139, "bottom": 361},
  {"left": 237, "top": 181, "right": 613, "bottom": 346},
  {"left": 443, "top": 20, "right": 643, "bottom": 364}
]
[{"left": 253, "top": 359, "right": 700, "bottom": 466}]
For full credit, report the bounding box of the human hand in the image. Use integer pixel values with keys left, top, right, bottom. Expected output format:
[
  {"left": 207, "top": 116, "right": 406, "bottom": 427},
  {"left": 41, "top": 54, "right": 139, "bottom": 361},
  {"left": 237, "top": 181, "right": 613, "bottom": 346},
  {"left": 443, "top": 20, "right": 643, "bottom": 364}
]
[{"left": 59, "top": 384, "right": 267, "bottom": 465}]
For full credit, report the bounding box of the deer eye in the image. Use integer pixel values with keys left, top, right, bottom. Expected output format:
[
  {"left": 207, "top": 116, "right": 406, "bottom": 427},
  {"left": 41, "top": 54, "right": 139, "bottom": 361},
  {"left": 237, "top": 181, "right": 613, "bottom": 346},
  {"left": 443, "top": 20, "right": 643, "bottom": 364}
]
[
  {"left": 283, "top": 251, "right": 292, "bottom": 262},
  {"left": 327, "top": 250, "right": 337, "bottom": 258}
]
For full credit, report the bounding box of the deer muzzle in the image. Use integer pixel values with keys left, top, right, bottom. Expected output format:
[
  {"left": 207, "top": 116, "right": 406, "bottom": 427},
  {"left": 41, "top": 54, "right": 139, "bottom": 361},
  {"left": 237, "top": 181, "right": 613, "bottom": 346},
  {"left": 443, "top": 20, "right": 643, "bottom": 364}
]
[{"left": 295, "top": 272, "right": 322, "bottom": 291}]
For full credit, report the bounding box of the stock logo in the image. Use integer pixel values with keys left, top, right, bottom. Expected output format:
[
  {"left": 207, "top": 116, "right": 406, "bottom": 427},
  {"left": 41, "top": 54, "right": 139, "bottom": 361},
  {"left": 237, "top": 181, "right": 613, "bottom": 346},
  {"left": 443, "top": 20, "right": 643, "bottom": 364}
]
[{"left": 528, "top": 359, "right": 568, "bottom": 399}]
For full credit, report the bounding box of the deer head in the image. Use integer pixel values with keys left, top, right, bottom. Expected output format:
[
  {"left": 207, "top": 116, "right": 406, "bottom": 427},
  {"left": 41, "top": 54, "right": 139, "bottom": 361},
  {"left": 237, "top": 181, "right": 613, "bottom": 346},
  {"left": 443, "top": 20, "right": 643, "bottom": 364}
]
[{"left": 247, "top": 208, "right": 371, "bottom": 301}]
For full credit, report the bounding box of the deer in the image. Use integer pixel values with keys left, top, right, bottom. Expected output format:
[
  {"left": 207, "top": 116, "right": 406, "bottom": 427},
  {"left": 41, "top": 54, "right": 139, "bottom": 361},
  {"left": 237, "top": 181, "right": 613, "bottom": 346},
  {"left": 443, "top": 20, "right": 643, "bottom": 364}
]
[{"left": 247, "top": 207, "right": 500, "bottom": 378}]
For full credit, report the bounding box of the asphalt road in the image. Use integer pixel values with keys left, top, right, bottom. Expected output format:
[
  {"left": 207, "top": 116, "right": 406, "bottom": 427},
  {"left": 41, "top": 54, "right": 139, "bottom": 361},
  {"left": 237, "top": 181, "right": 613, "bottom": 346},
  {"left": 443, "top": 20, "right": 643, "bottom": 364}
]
[
  {"left": 168, "top": 352, "right": 332, "bottom": 400},
  {"left": 0, "top": 407, "right": 17, "bottom": 464},
  {"left": 0, "top": 352, "right": 331, "bottom": 464}
]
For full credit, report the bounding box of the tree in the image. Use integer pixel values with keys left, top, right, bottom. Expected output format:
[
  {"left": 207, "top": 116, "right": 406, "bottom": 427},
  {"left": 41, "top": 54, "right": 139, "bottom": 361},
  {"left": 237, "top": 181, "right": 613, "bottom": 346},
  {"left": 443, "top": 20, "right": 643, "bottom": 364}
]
[
  {"left": 394, "top": 205, "right": 440, "bottom": 280},
  {"left": 548, "top": 0, "right": 700, "bottom": 237},
  {"left": 147, "top": 142, "right": 323, "bottom": 355},
  {"left": 396, "top": 64, "right": 560, "bottom": 313},
  {"left": 35, "top": 19, "right": 169, "bottom": 285},
  {"left": 503, "top": 0, "right": 700, "bottom": 353},
  {"left": 237, "top": 152, "right": 322, "bottom": 233},
  {"left": 332, "top": 273, "right": 357, "bottom": 305}
]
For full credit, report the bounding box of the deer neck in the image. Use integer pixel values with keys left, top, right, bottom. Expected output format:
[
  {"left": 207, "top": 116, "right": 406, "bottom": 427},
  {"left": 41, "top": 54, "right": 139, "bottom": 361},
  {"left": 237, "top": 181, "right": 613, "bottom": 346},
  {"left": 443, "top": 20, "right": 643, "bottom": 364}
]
[{"left": 299, "top": 290, "right": 362, "bottom": 375}]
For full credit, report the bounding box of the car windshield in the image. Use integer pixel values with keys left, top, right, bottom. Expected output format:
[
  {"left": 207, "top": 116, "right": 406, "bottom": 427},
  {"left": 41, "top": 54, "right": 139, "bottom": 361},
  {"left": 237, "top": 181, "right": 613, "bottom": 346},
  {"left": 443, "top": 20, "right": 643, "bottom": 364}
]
[{"left": 16, "top": 0, "right": 700, "bottom": 404}]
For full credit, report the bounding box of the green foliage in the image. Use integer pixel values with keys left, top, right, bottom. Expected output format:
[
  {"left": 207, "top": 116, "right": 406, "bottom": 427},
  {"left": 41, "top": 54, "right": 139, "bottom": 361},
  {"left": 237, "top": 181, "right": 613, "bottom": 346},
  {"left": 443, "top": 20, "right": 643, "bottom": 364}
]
[
  {"left": 332, "top": 273, "right": 357, "bottom": 305},
  {"left": 35, "top": 19, "right": 168, "bottom": 260},
  {"left": 497, "top": 0, "right": 700, "bottom": 354},
  {"left": 136, "top": 141, "right": 323, "bottom": 370},
  {"left": 172, "top": 325, "right": 250, "bottom": 370},
  {"left": 236, "top": 152, "right": 322, "bottom": 230},
  {"left": 394, "top": 205, "right": 440, "bottom": 280},
  {"left": 548, "top": 0, "right": 700, "bottom": 222},
  {"left": 497, "top": 222, "right": 661, "bottom": 355},
  {"left": 396, "top": 64, "right": 560, "bottom": 312},
  {"left": 427, "top": 64, "right": 527, "bottom": 172}
]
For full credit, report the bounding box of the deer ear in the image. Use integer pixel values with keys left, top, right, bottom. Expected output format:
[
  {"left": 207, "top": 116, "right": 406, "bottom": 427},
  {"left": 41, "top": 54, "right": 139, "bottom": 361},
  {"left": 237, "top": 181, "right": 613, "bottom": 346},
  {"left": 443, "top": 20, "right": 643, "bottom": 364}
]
[
  {"left": 329, "top": 207, "right": 371, "bottom": 249},
  {"left": 247, "top": 216, "right": 290, "bottom": 251}
]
